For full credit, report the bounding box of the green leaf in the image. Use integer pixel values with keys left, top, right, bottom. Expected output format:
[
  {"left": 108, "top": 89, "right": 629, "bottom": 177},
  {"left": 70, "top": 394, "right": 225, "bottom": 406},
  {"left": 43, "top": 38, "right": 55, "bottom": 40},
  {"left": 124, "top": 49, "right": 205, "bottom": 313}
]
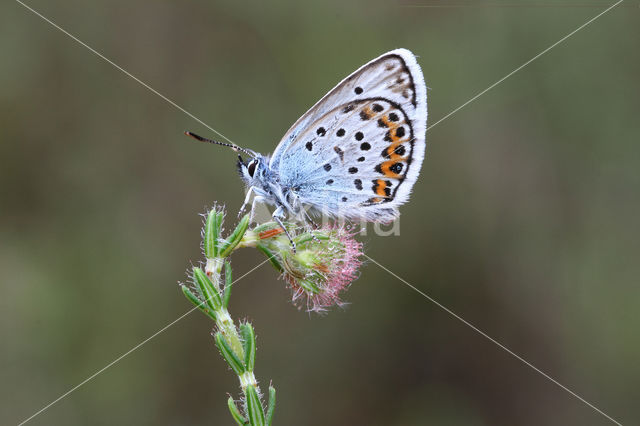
[
  {"left": 251, "top": 222, "right": 279, "bottom": 234},
  {"left": 240, "top": 323, "right": 256, "bottom": 372},
  {"left": 219, "top": 214, "right": 250, "bottom": 257},
  {"left": 223, "top": 260, "right": 233, "bottom": 308},
  {"left": 245, "top": 385, "right": 265, "bottom": 426},
  {"left": 204, "top": 209, "right": 221, "bottom": 258},
  {"left": 294, "top": 232, "right": 329, "bottom": 245},
  {"left": 180, "top": 285, "right": 216, "bottom": 321},
  {"left": 256, "top": 245, "right": 284, "bottom": 273},
  {"left": 266, "top": 386, "right": 276, "bottom": 426},
  {"left": 193, "top": 267, "right": 222, "bottom": 311},
  {"left": 227, "top": 396, "right": 247, "bottom": 426},
  {"left": 215, "top": 332, "right": 245, "bottom": 376}
]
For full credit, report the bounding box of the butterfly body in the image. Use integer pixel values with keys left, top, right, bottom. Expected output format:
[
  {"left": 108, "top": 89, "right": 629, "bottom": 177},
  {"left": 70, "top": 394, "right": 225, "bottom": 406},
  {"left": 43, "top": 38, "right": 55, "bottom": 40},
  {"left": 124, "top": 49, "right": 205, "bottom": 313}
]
[{"left": 194, "top": 48, "right": 427, "bottom": 232}]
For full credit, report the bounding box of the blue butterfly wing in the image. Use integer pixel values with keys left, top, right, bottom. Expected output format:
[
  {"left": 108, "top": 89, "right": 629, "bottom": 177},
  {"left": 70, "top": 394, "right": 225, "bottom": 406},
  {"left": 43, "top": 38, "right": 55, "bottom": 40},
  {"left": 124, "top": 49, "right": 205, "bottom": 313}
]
[{"left": 271, "top": 49, "right": 427, "bottom": 222}]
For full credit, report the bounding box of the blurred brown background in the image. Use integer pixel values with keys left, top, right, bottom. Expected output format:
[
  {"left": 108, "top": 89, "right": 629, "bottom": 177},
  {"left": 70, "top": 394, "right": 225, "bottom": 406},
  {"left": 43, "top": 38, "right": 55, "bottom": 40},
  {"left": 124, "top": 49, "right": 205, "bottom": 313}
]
[{"left": 1, "top": 1, "right": 639, "bottom": 425}]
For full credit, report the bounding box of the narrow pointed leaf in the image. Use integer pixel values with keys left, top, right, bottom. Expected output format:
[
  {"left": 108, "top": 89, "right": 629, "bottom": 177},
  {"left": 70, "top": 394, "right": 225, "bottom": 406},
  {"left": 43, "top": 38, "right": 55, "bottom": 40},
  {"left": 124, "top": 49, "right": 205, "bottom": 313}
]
[
  {"left": 193, "top": 267, "right": 222, "bottom": 310},
  {"left": 245, "top": 385, "right": 265, "bottom": 426},
  {"left": 204, "top": 209, "right": 221, "bottom": 258},
  {"left": 227, "top": 396, "right": 247, "bottom": 426},
  {"left": 215, "top": 332, "right": 245, "bottom": 376},
  {"left": 223, "top": 260, "right": 233, "bottom": 308},
  {"left": 180, "top": 285, "right": 216, "bottom": 321},
  {"left": 266, "top": 386, "right": 276, "bottom": 426},
  {"left": 294, "top": 232, "right": 329, "bottom": 245},
  {"left": 240, "top": 323, "right": 256, "bottom": 372},
  {"left": 256, "top": 245, "right": 284, "bottom": 272},
  {"left": 251, "top": 222, "right": 279, "bottom": 234},
  {"left": 219, "top": 214, "right": 250, "bottom": 257}
]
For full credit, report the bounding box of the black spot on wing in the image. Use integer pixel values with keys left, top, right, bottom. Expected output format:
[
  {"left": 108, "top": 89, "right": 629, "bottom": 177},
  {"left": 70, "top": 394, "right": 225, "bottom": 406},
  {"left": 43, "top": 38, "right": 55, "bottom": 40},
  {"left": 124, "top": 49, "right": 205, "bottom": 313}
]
[{"left": 390, "top": 162, "right": 403, "bottom": 174}]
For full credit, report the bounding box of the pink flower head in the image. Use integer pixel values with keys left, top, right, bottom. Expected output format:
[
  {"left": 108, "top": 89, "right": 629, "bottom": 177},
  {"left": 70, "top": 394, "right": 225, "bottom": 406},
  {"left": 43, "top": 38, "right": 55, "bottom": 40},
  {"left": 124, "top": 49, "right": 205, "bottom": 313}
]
[{"left": 255, "top": 223, "right": 363, "bottom": 313}]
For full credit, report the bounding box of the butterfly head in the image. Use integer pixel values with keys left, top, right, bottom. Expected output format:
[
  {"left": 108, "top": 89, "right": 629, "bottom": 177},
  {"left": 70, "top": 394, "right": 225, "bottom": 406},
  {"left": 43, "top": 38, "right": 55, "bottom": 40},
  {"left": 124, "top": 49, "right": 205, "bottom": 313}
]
[{"left": 237, "top": 154, "right": 270, "bottom": 186}]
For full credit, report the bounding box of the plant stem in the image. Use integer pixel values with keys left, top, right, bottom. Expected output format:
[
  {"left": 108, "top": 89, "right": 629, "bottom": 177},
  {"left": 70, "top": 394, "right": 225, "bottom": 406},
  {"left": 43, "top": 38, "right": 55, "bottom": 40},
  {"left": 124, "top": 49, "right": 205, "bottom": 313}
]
[
  {"left": 182, "top": 209, "right": 276, "bottom": 425},
  {"left": 205, "top": 256, "right": 258, "bottom": 392}
]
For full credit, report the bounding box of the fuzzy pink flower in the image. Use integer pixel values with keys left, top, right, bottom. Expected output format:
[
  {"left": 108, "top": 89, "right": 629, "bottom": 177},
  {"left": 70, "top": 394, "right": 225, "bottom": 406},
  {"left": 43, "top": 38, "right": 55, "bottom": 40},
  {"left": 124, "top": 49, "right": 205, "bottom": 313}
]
[{"left": 253, "top": 224, "right": 363, "bottom": 313}]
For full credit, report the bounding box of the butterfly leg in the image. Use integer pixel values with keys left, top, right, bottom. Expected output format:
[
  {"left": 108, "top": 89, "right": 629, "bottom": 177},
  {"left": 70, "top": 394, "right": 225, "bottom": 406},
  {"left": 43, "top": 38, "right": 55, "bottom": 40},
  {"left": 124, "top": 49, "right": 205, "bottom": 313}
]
[
  {"left": 298, "top": 207, "right": 327, "bottom": 245},
  {"left": 239, "top": 191, "right": 253, "bottom": 217},
  {"left": 272, "top": 206, "right": 296, "bottom": 253},
  {"left": 288, "top": 192, "right": 319, "bottom": 230},
  {"left": 249, "top": 195, "right": 267, "bottom": 224},
  {"left": 238, "top": 187, "right": 255, "bottom": 217},
  {"left": 302, "top": 208, "right": 320, "bottom": 230}
]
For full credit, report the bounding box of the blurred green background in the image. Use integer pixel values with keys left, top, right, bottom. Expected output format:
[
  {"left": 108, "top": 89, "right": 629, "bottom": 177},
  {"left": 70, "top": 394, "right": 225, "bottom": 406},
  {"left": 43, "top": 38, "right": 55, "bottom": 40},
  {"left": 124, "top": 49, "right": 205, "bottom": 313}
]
[{"left": 1, "top": 1, "right": 638, "bottom": 425}]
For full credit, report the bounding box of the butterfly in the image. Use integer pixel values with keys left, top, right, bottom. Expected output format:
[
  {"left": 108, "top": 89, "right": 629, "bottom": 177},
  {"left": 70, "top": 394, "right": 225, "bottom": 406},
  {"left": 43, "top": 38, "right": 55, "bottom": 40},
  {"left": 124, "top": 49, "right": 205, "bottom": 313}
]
[{"left": 186, "top": 48, "right": 427, "bottom": 249}]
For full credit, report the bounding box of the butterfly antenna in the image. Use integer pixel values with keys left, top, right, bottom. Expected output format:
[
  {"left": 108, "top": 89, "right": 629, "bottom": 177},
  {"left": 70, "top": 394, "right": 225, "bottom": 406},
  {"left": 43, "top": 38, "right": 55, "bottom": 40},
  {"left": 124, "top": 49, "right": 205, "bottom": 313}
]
[{"left": 184, "top": 131, "right": 256, "bottom": 158}]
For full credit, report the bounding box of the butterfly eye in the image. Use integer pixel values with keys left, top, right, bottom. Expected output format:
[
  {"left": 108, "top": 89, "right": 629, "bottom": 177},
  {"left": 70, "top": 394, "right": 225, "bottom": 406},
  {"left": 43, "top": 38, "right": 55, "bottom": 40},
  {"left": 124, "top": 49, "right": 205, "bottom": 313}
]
[{"left": 247, "top": 160, "right": 257, "bottom": 177}]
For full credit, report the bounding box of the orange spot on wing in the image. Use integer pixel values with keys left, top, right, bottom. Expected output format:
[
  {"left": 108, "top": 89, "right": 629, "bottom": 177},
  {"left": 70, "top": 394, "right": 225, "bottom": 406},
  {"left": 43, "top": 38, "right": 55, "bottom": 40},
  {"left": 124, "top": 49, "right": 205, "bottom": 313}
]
[
  {"left": 374, "top": 179, "right": 388, "bottom": 197},
  {"left": 380, "top": 160, "right": 406, "bottom": 178},
  {"left": 379, "top": 114, "right": 408, "bottom": 162},
  {"left": 360, "top": 106, "right": 373, "bottom": 120}
]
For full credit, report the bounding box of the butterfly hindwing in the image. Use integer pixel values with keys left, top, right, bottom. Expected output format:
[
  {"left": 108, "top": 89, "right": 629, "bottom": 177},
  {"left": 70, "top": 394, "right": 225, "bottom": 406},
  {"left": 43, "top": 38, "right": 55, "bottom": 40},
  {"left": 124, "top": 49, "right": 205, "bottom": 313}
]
[{"left": 271, "top": 49, "right": 427, "bottom": 222}]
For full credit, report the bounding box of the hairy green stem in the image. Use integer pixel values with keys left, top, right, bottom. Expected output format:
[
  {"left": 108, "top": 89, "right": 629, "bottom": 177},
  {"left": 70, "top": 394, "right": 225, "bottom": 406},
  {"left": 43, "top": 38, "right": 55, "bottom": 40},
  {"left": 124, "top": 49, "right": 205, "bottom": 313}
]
[
  {"left": 183, "top": 209, "right": 276, "bottom": 425},
  {"left": 205, "top": 257, "right": 258, "bottom": 390}
]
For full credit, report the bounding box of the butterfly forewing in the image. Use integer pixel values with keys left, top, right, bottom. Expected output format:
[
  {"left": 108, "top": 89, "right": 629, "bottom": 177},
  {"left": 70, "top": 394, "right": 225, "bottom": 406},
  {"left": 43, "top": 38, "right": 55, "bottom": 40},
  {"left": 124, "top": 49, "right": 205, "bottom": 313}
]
[{"left": 271, "top": 49, "right": 427, "bottom": 222}]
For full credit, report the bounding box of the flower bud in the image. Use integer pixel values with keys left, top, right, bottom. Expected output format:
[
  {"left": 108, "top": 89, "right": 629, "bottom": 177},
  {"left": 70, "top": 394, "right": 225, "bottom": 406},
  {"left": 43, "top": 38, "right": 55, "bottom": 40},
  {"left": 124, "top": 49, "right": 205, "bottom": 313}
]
[{"left": 257, "top": 225, "right": 363, "bottom": 312}]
